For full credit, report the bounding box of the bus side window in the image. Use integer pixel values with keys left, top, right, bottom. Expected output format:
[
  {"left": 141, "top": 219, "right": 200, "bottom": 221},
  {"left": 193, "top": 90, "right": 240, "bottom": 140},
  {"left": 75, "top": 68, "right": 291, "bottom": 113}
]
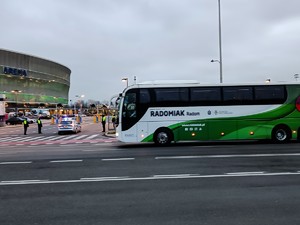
[
  {"left": 154, "top": 88, "right": 188, "bottom": 106},
  {"left": 254, "top": 86, "right": 286, "bottom": 104},
  {"left": 140, "top": 89, "right": 150, "bottom": 104},
  {"left": 223, "top": 87, "right": 253, "bottom": 104},
  {"left": 190, "top": 87, "right": 221, "bottom": 105}
]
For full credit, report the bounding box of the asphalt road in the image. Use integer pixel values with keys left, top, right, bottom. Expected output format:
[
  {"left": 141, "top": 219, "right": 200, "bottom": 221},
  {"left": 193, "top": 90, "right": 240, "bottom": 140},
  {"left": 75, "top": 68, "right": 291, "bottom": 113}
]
[{"left": 0, "top": 123, "right": 300, "bottom": 224}]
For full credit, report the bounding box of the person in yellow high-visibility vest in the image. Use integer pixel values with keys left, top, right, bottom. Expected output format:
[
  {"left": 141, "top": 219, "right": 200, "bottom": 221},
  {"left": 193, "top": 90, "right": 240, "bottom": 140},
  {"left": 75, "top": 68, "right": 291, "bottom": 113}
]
[
  {"left": 23, "top": 118, "right": 29, "bottom": 135},
  {"left": 101, "top": 114, "right": 106, "bottom": 132},
  {"left": 37, "top": 117, "right": 43, "bottom": 134}
]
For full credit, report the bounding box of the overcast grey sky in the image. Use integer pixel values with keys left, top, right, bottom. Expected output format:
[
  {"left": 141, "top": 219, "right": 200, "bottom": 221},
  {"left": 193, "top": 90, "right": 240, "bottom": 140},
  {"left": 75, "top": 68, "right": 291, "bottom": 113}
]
[{"left": 1, "top": 0, "right": 300, "bottom": 102}]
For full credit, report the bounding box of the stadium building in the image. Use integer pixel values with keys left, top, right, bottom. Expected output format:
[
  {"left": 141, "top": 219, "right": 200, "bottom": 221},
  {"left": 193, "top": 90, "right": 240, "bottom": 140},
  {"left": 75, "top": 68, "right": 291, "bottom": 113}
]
[{"left": 0, "top": 49, "right": 71, "bottom": 114}]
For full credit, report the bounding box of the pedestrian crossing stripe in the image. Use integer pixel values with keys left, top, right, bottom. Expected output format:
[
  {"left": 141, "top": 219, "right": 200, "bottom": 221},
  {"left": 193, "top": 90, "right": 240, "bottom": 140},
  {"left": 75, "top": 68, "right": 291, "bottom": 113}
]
[{"left": 0, "top": 134, "right": 107, "bottom": 142}]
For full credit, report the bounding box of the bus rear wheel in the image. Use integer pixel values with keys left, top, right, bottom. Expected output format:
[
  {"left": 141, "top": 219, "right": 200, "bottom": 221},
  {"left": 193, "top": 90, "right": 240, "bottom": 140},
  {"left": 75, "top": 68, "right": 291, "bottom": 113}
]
[
  {"left": 154, "top": 128, "right": 173, "bottom": 146},
  {"left": 272, "top": 125, "right": 291, "bottom": 143}
]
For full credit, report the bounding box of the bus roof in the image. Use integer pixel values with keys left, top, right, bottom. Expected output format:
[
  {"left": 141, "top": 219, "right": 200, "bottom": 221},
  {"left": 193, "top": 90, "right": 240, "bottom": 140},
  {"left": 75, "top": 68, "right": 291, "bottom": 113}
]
[
  {"left": 124, "top": 80, "right": 300, "bottom": 90},
  {"left": 139, "top": 80, "right": 199, "bottom": 85}
]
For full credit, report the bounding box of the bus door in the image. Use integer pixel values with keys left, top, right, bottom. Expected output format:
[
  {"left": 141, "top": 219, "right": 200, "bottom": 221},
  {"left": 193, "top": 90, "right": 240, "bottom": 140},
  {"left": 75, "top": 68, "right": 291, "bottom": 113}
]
[
  {"left": 121, "top": 88, "right": 151, "bottom": 142},
  {"left": 121, "top": 90, "right": 138, "bottom": 141},
  {"left": 136, "top": 89, "right": 151, "bottom": 142}
]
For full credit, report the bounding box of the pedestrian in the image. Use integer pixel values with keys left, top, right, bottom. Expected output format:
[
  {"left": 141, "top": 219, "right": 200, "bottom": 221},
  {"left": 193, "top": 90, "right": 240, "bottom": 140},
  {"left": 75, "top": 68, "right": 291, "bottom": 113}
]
[
  {"left": 23, "top": 118, "right": 29, "bottom": 135},
  {"left": 37, "top": 117, "right": 43, "bottom": 134},
  {"left": 112, "top": 115, "right": 116, "bottom": 130},
  {"left": 101, "top": 114, "right": 106, "bottom": 132}
]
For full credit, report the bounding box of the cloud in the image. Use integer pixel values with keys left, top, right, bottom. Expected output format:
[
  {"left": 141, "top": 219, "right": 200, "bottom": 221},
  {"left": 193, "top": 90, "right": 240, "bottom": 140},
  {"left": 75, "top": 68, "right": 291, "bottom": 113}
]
[{"left": 1, "top": 0, "right": 300, "bottom": 101}]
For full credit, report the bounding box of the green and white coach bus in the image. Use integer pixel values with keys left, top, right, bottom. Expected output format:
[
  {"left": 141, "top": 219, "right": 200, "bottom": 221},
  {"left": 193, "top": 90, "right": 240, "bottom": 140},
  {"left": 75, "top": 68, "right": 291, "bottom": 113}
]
[{"left": 116, "top": 81, "right": 300, "bottom": 145}]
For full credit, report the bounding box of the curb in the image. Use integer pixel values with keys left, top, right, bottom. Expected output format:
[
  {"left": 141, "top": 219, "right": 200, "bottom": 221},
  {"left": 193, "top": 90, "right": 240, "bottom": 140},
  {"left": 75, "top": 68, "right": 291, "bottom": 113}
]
[{"left": 104, "top": 130, "right": 116, "bottom": 138}]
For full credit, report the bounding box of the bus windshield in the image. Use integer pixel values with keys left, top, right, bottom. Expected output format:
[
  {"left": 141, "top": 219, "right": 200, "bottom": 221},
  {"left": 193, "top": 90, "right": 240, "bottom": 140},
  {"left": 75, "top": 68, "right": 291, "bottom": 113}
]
[{"left": 122, "top": 92, "right": 137, "bottom": 118}]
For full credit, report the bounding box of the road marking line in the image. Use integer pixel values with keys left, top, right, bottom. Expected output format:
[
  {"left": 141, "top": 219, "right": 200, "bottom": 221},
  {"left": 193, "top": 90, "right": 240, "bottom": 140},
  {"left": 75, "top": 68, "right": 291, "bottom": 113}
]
[
  {"left": 23, "top": 136, "right": 48, "bottom": 141},
  {"left": 46, "top": 136, "right": 63, "bottom": 141},
  {"left": 1, "top": 172, "right": 300, "bottom": 186},
  {"left": 60, "top": 136, "right": 75, "bottom": 140},
  {"left": 102, "top": 158, "right": 135, "bottom": 161},
  {"left": 73, "top": 135, "right": 88, "bottom": 140},
  {"left": 155, "top": 153, "right": 300, "bottom": 160},
  {"left": 84, "top": 134, "right": 99, "bottom": 139},
  {"left": 50, "top": 160, "right": 83, "bottom": 163},
  {"left": 1, "top": 180, "right": 48, "bottom": 183},
  {"left": 226, "top": 171, "right": 265, "bottom": 175},
  {"left": 80, "top": 176, "right": 129, "bottom": 181},
  {"left": 153, "top": 174, "right": 200, "bottom": 178},
  {"left": 0, "top": 161, "right": 32, "bottom": 165}
]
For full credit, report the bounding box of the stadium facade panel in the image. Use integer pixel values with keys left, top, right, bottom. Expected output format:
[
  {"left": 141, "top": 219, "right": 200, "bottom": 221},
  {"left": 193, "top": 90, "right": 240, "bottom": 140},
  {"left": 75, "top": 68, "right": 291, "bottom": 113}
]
[{"left": 0, "top": 49, "right": 71, "bottom": 112}]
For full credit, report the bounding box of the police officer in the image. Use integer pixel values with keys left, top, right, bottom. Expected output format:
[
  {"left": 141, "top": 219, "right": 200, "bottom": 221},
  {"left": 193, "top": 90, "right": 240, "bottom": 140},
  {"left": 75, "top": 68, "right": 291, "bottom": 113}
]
[
  {"left": 101, "top": 114, "right": 106, "bottom": 132},
  {"left": 37, "top": 117, "right": 43, "bottom": 134},
  {"left": 23, "top": 118, "right": 29, "bottom": 135}
]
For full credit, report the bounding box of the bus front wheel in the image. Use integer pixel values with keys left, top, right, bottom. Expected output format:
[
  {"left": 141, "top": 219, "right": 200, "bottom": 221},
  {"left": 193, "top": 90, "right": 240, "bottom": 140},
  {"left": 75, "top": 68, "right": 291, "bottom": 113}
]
[
  {"left": 272, "top": 125, "right": 291, "bottom": 143},
  {"left": 154, "top": 128, "right": 173, "bottom": 146}
]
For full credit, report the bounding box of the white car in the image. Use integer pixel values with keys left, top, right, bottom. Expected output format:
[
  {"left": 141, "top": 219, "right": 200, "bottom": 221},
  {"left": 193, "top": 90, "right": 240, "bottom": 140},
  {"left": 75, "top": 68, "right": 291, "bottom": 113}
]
[
  {"left": 22, "top": 117, "right": 36, "bottom": 124},
  {"left": 58, "top": 120, "right": 81, "bottom": 135}
]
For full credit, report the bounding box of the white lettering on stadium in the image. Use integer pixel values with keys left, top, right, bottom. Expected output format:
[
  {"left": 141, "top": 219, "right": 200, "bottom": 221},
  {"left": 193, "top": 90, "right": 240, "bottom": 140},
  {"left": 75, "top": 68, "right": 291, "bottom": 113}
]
[{"left": 3, "top": 66, "right": 27, "bottom": 77}]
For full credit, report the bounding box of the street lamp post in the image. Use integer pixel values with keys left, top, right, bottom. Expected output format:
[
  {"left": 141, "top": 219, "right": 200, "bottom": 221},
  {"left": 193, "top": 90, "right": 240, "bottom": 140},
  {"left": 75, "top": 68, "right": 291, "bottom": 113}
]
[
  {"left": 211, "top": 0, "right": 223, "bottom": 83},
  {"left": 218, "top": 0, "right": 223, "bottom": 83},
  {"left": 122, "top": 78, "right": 128, "bottom": 87}
]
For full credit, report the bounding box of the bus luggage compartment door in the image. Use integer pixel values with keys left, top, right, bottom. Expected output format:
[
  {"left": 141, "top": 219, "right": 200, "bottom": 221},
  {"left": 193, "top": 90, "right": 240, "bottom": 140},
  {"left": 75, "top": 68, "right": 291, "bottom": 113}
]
[
  {"left": 209, "top": 120, "right": 238, "bottom": 141},
  {"left": 137, "top": 122, "right": 148, "bottom": 142}
]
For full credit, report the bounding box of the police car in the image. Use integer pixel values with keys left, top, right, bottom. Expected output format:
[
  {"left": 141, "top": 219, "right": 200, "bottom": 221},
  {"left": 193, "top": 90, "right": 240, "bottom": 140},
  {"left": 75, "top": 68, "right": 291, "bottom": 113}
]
[{"left": 57, "top": 117, "right": 81, "bottom": 135}]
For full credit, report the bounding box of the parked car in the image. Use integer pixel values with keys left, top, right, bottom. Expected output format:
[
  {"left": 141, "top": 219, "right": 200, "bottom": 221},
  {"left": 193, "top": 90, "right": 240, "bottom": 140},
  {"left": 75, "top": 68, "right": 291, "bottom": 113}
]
[
  {"left": 58, "top": 119, "right": 81, "bottom": 135},
  {"left": 5, "top": 117, "right": 24, "bottom": 125},
  {"left": 22, "top": 117, "right": 36, "bottom": 124}
]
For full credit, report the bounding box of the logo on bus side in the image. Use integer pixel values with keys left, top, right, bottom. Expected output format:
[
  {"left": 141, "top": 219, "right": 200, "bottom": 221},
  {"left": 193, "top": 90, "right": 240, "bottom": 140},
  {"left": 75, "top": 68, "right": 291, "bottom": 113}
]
[
  {"left": 150, "top": 110, "right": 185, "bottom": 117},
  {"left": 150, "top": 110, "right": 200, "bottom": 117}
]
